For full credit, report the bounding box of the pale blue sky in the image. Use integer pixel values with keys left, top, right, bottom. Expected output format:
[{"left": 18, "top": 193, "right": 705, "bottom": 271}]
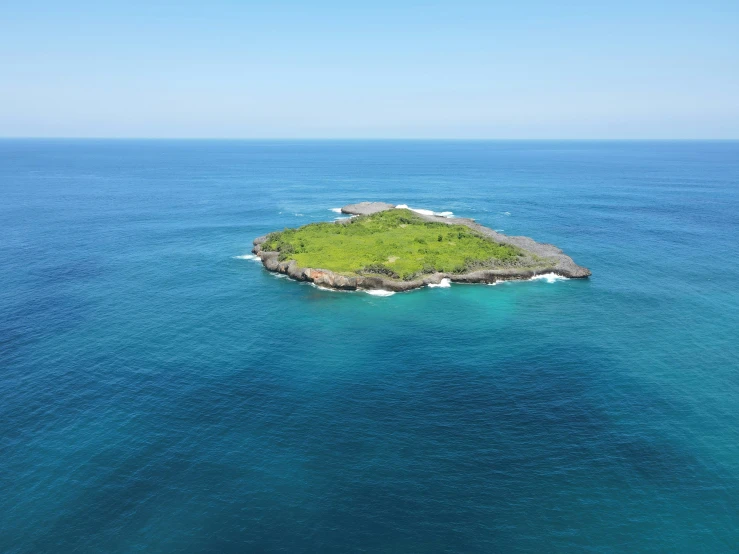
[{"left": 2, "top": 1, "right": 738, "bottom": 138}]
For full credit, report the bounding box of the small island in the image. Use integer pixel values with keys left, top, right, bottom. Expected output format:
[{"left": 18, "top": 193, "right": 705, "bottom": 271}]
[{"left": 252, "top": 202, "right": 591, "bottom": 292}]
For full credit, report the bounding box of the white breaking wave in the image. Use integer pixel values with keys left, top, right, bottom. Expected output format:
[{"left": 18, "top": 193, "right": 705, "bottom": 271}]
[
  {"left": 487, "top": 273, "right": 568, "bottom": 286},
  {"left": 330, "top": 207, "right": 343, "bottom": 213},
  {"left": 310, "top": 283, "right": 340, "bottom": 292},
  {"left": 395, "top": 204, "right": 454, "bottom": 218},
  {"left": 364, "top": 289, "right": 396, "bottom": 297},
  {"left": 428, "top": 278, "right": 451, "bottom": 288},
  {"left": 334, "top": 216, "right": 351, "bottom": 221},
  {"left": 529, "top": 273, "right": 569, "bottom": 283},
  {"left": 233, "top": 254, "right": 260, "bottom": 261}
]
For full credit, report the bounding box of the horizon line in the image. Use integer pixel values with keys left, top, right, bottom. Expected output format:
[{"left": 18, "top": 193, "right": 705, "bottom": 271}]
[{"left": 1, "top": 137, "right": 738, "bottom": 141}]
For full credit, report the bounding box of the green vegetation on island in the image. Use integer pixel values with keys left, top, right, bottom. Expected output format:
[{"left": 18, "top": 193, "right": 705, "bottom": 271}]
[{"left": 260, "top": 209, "right": 524, "bottom": 280}]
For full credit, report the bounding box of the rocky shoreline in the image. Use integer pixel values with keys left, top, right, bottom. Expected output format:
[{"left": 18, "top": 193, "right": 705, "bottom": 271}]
[{"left": 252, "top": 202, "right": 591, "bottom": 292}]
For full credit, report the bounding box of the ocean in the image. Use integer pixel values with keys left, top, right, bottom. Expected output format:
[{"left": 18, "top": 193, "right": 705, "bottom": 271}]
[{"left": 1, "top": 139, "right": 738, "bottom": 552}]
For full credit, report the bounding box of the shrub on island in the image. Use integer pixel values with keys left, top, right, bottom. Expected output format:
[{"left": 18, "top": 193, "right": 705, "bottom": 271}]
[{"left": 260, "top": 209, "right": 523, "bottom": 280}]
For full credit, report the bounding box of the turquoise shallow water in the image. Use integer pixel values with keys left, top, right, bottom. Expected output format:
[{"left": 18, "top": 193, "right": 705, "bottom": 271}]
[{"left": 1, "top": 140, "right": 738, "bottom": 552}]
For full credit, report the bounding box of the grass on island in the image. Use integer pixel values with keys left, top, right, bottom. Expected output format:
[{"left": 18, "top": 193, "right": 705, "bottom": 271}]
[{"left": 261, "top": 209, "right": 525, "bottom": 280}]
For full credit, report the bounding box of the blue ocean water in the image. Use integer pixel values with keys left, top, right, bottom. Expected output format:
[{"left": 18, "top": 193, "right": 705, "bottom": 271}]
[{"left": 1, "top": 139, "right": 738, "bottom": 553}]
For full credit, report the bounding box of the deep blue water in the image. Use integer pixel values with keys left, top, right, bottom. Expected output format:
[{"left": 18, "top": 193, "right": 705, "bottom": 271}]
[{"left": 1, "top": 140, "right": 738, "bottom": 553}]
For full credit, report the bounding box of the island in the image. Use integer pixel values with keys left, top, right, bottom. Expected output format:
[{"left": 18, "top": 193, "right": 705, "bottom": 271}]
[{"left": 251, "top": 202, "right": 591, "bottom": 292}]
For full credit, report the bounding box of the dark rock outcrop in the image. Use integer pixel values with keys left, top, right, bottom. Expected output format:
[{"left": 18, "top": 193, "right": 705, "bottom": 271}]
[{"left": 252, "top": 203, "right": 591, "bottom": 291}]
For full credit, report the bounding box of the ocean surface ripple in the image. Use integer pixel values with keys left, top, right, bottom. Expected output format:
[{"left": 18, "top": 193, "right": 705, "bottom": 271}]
[{"left": 1, "top": 140, "right": 738, "bottom": 553}]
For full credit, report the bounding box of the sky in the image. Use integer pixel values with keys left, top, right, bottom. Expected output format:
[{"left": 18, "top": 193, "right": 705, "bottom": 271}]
[{"left": 2, "top": 0, "right": 738, "bottom": 139}]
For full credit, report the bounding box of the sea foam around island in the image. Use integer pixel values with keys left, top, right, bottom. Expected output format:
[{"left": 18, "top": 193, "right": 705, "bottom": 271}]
[
  {"left": 395, "top": 204, "right": 454, "bottom": 218},
  {"left": 234, "top": 254, "right": 261, "bottom": 261},
  {"left": 427, "top": 278, "right": 452, "bottom": 288},
  {"left": 309, "top": 283, "right": 396, "bottom": 297},
  {"left": 364, "top": 289, "right": 396, "bottom": 297},
  {"left": 489, "top": 272, "right": 569, "bottom": 285},
  {"left": 529, "top": 273, "right": 569, "bottom": 283},
  {"left": 310, "top": 283, "right": 346, "bottom": 292},
  {"left": 331, "top": 205, "right": 453, "bottom": 217}
]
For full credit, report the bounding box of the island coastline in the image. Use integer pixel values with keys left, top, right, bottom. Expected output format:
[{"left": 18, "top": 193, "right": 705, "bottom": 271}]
[{"left": 252, "top": 202, "right": 591, "bottom": 292}]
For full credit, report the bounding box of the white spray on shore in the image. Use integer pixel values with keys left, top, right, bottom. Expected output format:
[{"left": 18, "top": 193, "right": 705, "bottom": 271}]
[
  {"left": 395, "top": 204, "right": 454, "bottom": 218},
  {"left": 528, "top": 273, "right": 569, "bottom": 283},
  {"left": 364, "top": 289, "right": 396, "bottom": 297},
  {"left": 428, "top": 278, "right": 452, "bottom": 288}
]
